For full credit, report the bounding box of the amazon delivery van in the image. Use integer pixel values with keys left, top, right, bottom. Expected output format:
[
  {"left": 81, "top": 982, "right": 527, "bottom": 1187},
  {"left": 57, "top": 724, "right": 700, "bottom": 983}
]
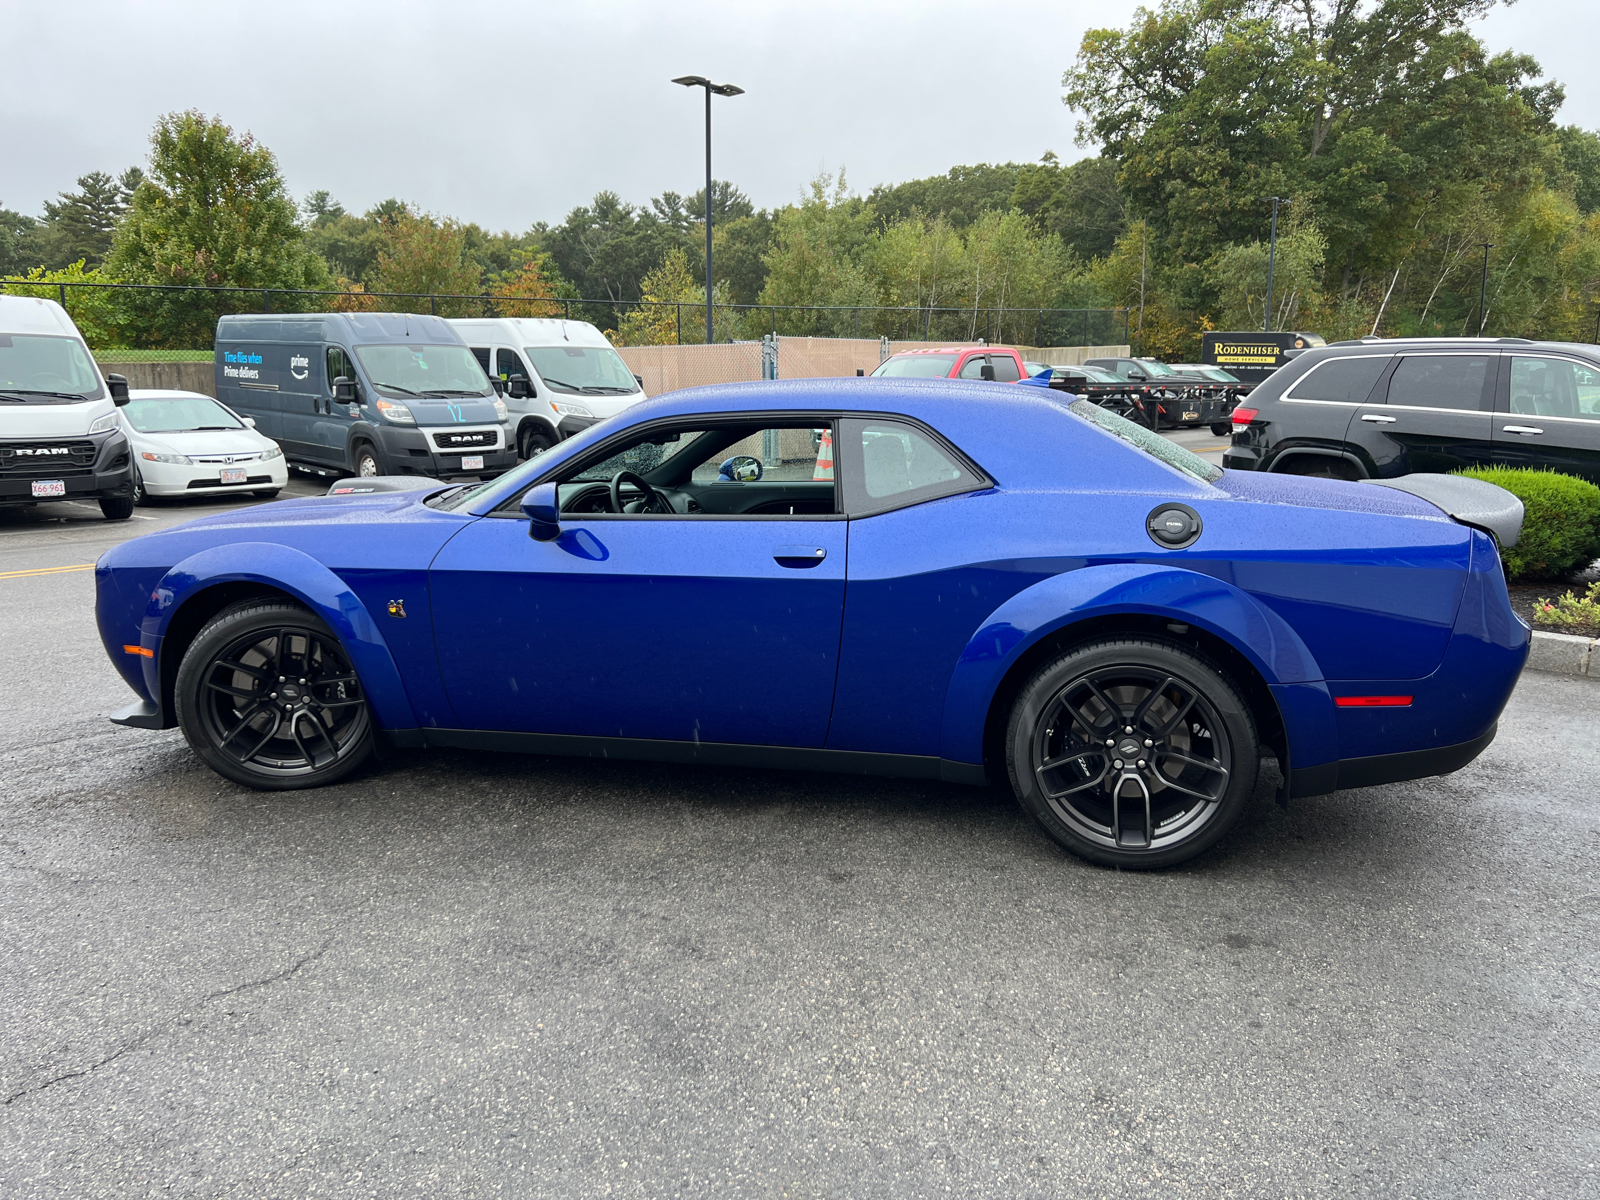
[
  {"left": 448, "top": 317, "right": 647, "bottom": 459},
  {"left": 0, "top": 294, "right": 135, "bottom": 520},
  {"left": 215, "top": 312, "right": 513, "bottom": 480}
]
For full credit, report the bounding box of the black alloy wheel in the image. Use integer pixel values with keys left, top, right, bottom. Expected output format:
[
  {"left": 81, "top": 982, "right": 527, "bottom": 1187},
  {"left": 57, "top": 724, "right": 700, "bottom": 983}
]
[
  {"left": 518, "top": 424, "right": 556, "bottom": 461},
  {"left": 1007, "top": 638, "right": 1258, "bottom": 868},
  {"left": 175, "top": 600, "right": 374, "bottom": 789}
]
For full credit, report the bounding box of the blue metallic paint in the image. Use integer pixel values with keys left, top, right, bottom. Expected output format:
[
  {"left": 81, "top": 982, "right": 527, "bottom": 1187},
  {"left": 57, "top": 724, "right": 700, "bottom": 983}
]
[{"left": 93, "top": 377, "right": 1530, "bottom": 794}]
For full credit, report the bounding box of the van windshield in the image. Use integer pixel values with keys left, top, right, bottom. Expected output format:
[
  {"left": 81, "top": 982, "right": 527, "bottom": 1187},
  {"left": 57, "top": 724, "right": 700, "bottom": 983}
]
[
  {"left": 352, "top": 344, "right": 491, "bottom": 397},
  {"left": 872, "top": 354, "right": 958, "bottom": 378},
  {"left": 0, "top": 333, "right": 104, "bottom": 401},
  {"left": 525, "top": 345, "right": 639, "bottom": 395}
]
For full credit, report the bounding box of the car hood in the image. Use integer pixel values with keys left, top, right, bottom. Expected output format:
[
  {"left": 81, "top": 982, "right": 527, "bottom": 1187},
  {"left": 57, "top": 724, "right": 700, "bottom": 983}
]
[
  {"left": 1, "top": 397, "right": 115, "bottom": 437},
  {"left": 130, "top": 428, "right": 274, "bottom": 457}
]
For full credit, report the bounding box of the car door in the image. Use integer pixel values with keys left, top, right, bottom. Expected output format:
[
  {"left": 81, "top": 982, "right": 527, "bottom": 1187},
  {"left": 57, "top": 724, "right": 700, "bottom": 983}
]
[
  {"left": 1347, "top": 351, "right": 1497, "bottom": 477},
  {"left": 428, "top": 418, "right": 848, "bottom": 746},
  {"left": 1493, "top": 353, "right": 1600, "bottom": 485}
]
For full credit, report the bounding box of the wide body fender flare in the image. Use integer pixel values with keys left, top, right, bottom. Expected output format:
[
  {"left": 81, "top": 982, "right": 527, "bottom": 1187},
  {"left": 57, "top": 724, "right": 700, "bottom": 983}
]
[
  {"left": 143, "top": 541, "right": 418, "bottom": 732},
  {"left": 936, "top": 562, "right": 1335, "bottom": 767}
]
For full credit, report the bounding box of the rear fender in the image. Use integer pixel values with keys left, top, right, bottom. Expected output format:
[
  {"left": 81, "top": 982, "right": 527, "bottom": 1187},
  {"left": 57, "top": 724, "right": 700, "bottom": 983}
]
[
  {"left": 143, "top": 541, "right": 418, "bottom": 732},
  {"left": 937, "top": 562, "right": 1332, "bottom": 765}
]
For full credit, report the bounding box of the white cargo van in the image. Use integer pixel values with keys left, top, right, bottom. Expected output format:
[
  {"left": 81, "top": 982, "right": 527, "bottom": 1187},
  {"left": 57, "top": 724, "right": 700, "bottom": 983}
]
[
  {"left": 448, "top": 318, "right": 647, "bottom": 459},
  {"left": 0, "top": 295, "right": 135, "bottom": 520}
]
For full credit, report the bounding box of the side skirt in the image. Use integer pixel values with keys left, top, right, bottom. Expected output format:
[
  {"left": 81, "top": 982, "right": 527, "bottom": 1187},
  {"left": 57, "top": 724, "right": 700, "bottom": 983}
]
[
  {"left": 1289, "top": 724, "right": 1497, "bottom": 798},
  {"left": 412, "top": 728, "right": 988, "bottom": 787}
]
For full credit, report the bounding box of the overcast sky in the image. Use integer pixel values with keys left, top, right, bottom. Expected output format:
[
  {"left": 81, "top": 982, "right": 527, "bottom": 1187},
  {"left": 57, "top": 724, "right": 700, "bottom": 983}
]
[{"left": 3, "top": 0, "right": 1596, "bottom": 232}]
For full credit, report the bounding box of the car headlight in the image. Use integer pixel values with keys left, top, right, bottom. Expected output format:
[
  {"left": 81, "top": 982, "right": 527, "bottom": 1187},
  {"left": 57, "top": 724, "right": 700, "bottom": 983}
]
[
  {"left": 550, "top": 401, "right": 593, "bottom": 418},
  {"left": 259, "top": 444, "right": 283, "bottom": 461},
  {"left": 89, "top": 412, "right": 120, "bottom": 435},
  {"left": 492, "top": 397, "right": 508, "bottom": 421},
  {"left": 376, "top": 399, "right": 415, "bottom": 424},
  {"left": 140, "top": 451, "right": 192, "bottom": 465}
]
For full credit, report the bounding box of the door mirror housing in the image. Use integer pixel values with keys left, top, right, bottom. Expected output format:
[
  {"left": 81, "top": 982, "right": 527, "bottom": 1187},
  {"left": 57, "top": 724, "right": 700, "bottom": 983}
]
[
  {"left": 979, "top": 364, "right": 996, "bottom": 381},
  {"left": 105, "top": 373, "right": 130, "bottom": 406},
  {"left": 718, "top": 454, "right": 763, "bottom": 483},
  {"left": 508, "top": 373, "right": 534, "bottom": 400},
  {"left": 489, "top": 376, "right": 506, "bottom": 397},
  {"left": 332, "top": 376, "right": 359, "bottom": 403},
  {"left": 242, "top": 416, "right": 257, "bottom": 429},
  {"left": 521, "top": 480, "right": 561, "bottom": 541},
  {"left": 1126, "top": 370, "right": 1147, "bottom": 382}
]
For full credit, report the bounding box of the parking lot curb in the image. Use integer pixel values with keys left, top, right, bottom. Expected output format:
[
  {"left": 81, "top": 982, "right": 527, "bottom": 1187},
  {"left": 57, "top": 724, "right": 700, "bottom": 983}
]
[{"left": 1527, "top": 630, "right": 1598, "bottom": 678}]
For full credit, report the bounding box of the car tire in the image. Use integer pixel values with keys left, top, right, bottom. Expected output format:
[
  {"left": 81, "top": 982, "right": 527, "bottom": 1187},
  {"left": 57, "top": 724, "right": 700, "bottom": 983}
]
[
  {"left": 1280, "top": 457, "right": 1359, "bottom": 481},
  {"left": 1210, "top": 422, "right": 1232, "bottom": 437},
  {"left": 174, "top": 599, "right": 375, "bottom": 791},
  {"left": 99, "top": 495, "right": 134, "bottom": 521},
  {"left": 352, "top": 442, "right": 385, "bottom": 478},
  {"left": 252, "top": 489, "right": 282, "bottom": 499},
  {"left": 518, "top": 424, "right": 556, "bottom": 460},
  {"left": 131, "top": 467, "right": 154, "bottom": 507},
  {"left": 1006, "top": 637, "right": 1259, "bottom": 869}
]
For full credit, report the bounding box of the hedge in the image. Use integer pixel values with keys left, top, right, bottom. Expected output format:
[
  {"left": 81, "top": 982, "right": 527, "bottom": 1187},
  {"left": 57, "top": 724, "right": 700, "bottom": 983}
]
[{"left": 1456, "top": 467, "right": 1600, "bottom": 581}]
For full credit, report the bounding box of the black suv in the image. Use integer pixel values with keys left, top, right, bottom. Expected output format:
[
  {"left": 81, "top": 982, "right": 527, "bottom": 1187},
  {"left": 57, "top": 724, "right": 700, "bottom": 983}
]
[{"left": 1222, "top": 337, "right": 1600, "bottom": 483}]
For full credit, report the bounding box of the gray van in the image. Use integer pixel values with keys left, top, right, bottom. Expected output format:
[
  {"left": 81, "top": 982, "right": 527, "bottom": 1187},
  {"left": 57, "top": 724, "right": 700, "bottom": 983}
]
[{"left": 214, "top": 313, "right": 513, "bottom": 479}]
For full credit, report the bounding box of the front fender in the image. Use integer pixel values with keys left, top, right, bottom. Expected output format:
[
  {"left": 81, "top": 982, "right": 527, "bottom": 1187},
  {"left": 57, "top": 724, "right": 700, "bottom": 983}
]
[
  {"left": 936, "top": 562, "right": 1331, "bottom": 766},
  {"left": 142, "top": 541, "right": 418, "bottom": 732}
]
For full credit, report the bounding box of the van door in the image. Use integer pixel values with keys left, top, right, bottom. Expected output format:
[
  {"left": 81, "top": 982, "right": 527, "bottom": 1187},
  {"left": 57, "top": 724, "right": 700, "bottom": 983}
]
[
  {"left": 216, "top": 342, "right": 281, "bottom": 440},
  {"left": 280, "top": 345, "right": 350, "bottom": 468}
]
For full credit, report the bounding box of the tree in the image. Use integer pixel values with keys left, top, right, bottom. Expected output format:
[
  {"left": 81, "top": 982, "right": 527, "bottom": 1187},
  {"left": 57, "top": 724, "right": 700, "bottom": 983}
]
[
  {"left": 868, "top": 163, "right": 1023, "bottom": 230},
  {"left": 710, "top": 210, "right": 775, "bottom": 307},
  {"left": 302, "top": 189, "right": 345, "bottom": 223},
  {"left": 1010, "top": 153, "right": 1127, "bottom": 260},
  {"left": 757, "top": 171, "right": 878, "bottom": 335},
  {"left": 491, "top": 250, "right": 565, "bottom": 318},
  {"left": 1557, "top": 126, "right": 1600, "bottom": 214},
  {"left": 369, "top": 210, "right": 483, "bottom": 314},
  {"left": 611, "top": 248, "right": 732, "bottom": 345},
  {"left": 106, "top": 111, "right": 330, "bottom": 345},
  {"left": 0, "top": 205, "right": 37, "bottom": 277}
]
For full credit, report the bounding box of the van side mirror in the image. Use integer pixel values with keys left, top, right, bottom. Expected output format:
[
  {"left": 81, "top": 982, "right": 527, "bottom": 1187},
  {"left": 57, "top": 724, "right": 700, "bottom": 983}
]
[
  {"left": 489, "top": 377, "right": 506, "bottom": 397},
  {"left": 332, "top": 376, "right": 359, "bottom": 403},
  {"left": 856, "top": 368, "right": 865, "bottom": 377},
  {"left": 521, "top": 480, "right": 560, "bottom": 541},
  {"left": 106, "top": 373, "right": 130, "bottom": 406},
  {"left": 979, "top": 364, "right": 996, "bottom": 381},
  {"left": 633, "top": 374, "right": 644, "bottom": 388},
  {"left": 508, "top": 373, "right": 534, "bottom": 400}
]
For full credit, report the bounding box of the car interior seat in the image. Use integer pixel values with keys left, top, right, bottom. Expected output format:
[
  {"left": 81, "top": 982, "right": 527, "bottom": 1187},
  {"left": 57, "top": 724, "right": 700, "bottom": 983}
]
[{"left": 864, "top": 434, "right": 911, "bottom": 496}]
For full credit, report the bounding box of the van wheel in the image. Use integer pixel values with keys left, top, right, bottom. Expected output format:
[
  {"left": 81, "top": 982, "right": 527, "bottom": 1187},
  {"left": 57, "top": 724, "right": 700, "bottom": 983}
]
[
  {"left": 352, "top": 443, "right": 384, "bottom": 477},
  {"left": 519, "top": 425, "right": 556, "bottom": 460},
  {"left": 100, "top": 495, "right": 134, "bottom": 521}
]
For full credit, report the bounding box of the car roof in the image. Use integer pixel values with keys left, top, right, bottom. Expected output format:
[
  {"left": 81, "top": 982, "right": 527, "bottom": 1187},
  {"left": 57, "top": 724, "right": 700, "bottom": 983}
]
[
  {"left": 445, "top": 317, "right": 614, "bottom": 348},
  {"left": 885, "top": 346, "right": 1013, "bottom": 357},
  {"left": 1319, "top": 336, "right": 1598, "bottom": 356},
  {"left": 0, "top": 294, "right": 83, "bottom": 338},
  {"left": 127, "top": 389, "right": 219, "bottom": 400}
]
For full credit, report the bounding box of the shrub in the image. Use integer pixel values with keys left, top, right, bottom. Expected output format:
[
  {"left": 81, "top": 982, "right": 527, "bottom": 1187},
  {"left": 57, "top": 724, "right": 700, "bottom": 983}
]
[
  {"left": 1534, "top": 581, "right": 1600, "bottom": 629},
  {"left": 1456, "top": 467, "right": 1600, "bottom": 581}
]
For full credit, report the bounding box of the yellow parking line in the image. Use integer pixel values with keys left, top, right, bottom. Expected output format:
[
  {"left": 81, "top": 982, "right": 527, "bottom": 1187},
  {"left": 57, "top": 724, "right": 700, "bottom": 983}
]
[{"left": 0, "top": 563, "right": 97, "bottom": 580}]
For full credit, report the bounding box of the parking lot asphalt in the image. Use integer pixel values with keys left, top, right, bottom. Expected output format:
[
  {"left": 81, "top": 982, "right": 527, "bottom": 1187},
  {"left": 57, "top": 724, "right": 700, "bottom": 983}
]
[{"left": 2, "top": 455, "right": 1596, "bottom": 1199}]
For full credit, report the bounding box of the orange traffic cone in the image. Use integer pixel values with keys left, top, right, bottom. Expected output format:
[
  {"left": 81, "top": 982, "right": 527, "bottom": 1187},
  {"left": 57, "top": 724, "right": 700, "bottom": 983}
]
[{"left": 813, "top": 428, "right": 834, "bottom": 480}]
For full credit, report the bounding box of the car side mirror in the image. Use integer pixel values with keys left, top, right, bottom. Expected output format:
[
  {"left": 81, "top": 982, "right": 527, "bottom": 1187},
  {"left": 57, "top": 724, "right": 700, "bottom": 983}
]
[
  {"left": 242, "top": 416, "right": 257, "bottom": 429},
  {"left": 489, "top": 377, "right": 506, "bottom": 397},
  {"left": 332, "top": 376, "right": 359, "bottom": 403},
  {"left": 508, "top": 373, "right": 534, "bottom": 400},
  {"left": 106, "top": 373, "right": 130, "bottom": 406},
  {"left": 521, "top": 480, "right": 560, "bottom": 541},
  {"left": 979, "top": 364, "right": 996, "bottom": 381},
  {"left": 633, "top": 374, "right": 644, "bottom": 388},
  {"left": 1126, "top": 370, "right": 1147, "bottom": 382}
]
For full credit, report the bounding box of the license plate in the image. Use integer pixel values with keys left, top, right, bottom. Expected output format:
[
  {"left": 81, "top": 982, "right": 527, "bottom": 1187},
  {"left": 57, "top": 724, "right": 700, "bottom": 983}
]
[
  {"left": 462, "top": 455, "right": 484, "bottom": 471},
  {"left": 220, "top": 468, "right": 248, "bottom": 484},
  {"left": 31, "top": 480, "right": 66, "bottom": 498}
]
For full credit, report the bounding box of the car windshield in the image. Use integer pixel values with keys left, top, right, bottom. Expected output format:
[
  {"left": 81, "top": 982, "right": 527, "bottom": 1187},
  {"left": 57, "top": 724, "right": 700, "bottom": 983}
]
[
  {"left": 123, "top": 395, "right": 244, "bottom": 432},
  {"left": 525, "top": 345, "right": 639, "bottom": 394},
  {"left": 352, "top": 344, "right": 491, "bottom": 397},
  {"left": 0, "top": 333, "right": 104, "bottom": 401},
  {"left": 1057, "top": 366, "right": 1123, "bottom": 383},
  {"left": 1135, "top": 360, "right": 1181, "bottom": 377},
  {"left": 1068, "top": 398, "right": 1222, "bottom": 484},
  {"left": 872, "top": 354, "right": 958, "bottom": 378}
]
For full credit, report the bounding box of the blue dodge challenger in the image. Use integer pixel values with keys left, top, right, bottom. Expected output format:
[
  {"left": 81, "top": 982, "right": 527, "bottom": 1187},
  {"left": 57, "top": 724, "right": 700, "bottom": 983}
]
[{"left": 96, "top": 378, "right": 1530, "bottom": 868}]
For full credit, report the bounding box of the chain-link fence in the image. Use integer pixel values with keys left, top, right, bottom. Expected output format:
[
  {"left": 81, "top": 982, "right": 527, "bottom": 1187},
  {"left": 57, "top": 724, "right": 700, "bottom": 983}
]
[{"left": 0, "top": 278, "right": 1130, "bottom": 361}]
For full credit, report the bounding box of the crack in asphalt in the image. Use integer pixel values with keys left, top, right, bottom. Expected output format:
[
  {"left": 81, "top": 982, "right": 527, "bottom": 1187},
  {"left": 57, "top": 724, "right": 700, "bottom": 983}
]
[{"left": 1, "top": 934, "right": 336, "bottom": 1108}]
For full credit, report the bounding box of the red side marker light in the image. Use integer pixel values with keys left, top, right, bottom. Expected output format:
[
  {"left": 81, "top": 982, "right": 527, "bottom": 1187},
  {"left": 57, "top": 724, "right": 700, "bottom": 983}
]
[
  {"left": 1231, "top": 406, "right": 1258, "bottom": 426},
  {"left": 123, "top": 644, "right": 154, "bottom": 658},
  {"left": 1335, "top": 695, "right": 1412, "bottom": 707}
]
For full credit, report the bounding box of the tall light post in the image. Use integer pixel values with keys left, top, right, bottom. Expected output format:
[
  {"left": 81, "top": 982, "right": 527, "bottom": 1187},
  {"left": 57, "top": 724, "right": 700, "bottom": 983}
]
[
  {"left": 1263, "top": 197, "right": 1286, "bottom": 333},
  {"left": 672, "top": 75, "right": 744, "bottom": 345},
  {"left": 1477, "top": 242, "right": 1495, "bottom": 335}
]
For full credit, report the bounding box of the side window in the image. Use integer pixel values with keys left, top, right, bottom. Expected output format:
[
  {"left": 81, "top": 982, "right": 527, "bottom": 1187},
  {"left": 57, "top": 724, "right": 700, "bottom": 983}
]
[
  {"left": 839, "top": 418, "right": 984, "bottom": 516},
  {"left": 990, "top": 354, "right": 1021, "bottom": 382},
  {"left": 1285, "top": 355, "right": 1389, "bottom": 403},
  {"left": 1385, "top": 355, "right": 1492, "bottom": 411},
  {"left": 469, "top": 347, "right": 491, "bottom": 374},
  {"left": 958, "top": 355, "right": 988, "bottom": 380},
  {"left": 496, "top": 348, "right": 524, "bottom": 381},
  {"left": 325, "top": 346, "right": 355, "bottom": 392},
  {"left": 1509, "top": 357, "right": 1600, "bottom": 420}
]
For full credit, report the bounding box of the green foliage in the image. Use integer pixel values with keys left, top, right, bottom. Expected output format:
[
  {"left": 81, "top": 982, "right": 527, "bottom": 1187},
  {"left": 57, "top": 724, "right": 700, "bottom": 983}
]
[
  {"left": 1457, "top": 467, "right": 1600, "bottom": 581},
  {"left": 711, "top": 211, "right": 775, "bottom": 307},
  {"left": 867, "top": 163, "right": 1023, "bottom": 231},
  {"left": 757, "top": 171, "right": 879, "bottom": 335},
  {"left": 0, "top": 261, "right": 128, "bottom": 347},
  {"left": 1555, "top": 126, "right": 1600, "bottom": 214},
  {"left": 1532, "top": 580, "right": 1600, "bottom": 630},
  {"left": 611, "top": 248, "right": 734, "bottom": 345},
  {"left": 0, "top": 204, "right": 36, "bottom": 277},
  {"left": 1010, "top": 152, "right": 1127, "bottom": 260},
  {"left": 369, "top": 210, "right": 483, "bottom": 314},
  {"left": 106, "top": 111, "right": 330, "bottom": 345}
]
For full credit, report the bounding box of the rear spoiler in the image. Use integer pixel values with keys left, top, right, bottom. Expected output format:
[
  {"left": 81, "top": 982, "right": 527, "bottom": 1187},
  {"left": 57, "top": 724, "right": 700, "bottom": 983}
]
[
  {"left": 1363, "top": 474, "right": 1523, "bottom": 548},
  {"left": 326, "top": 475, "right": 441, "bottom": 496}
]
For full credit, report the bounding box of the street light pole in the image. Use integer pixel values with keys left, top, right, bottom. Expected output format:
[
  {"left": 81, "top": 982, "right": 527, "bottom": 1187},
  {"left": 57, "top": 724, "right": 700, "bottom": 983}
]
[
  {"left": 1263, "top": 197, "right": 1285, "bottom": 334},
  {"left": 1477, "top": 243, "right": 1495, "bottom": 336},
  {"left": 672, "top": 75, "right": 744, "bottom": 345}
]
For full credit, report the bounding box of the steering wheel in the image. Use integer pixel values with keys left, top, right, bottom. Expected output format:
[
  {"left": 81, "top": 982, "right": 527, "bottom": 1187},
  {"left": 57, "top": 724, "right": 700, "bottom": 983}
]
[{"left": 609, "top": 470, "right": 673, "bottom": 514}]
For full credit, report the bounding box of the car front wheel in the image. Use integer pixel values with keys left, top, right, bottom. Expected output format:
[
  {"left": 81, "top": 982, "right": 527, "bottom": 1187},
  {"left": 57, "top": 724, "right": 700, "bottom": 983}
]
[
  {"left": 175, "top": 600, "right": 374, "bottom": 790},
  {"left": 1007, "top": 637, "right": 1258, "bottom": 869},
  {"left": 353, "top": 443, "right": 384, "bottom": 477}
]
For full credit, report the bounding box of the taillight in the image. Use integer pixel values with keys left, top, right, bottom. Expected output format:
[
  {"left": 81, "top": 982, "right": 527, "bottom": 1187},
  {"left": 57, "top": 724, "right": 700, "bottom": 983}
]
[{"left": 1231, "top": 406, "right": 1258, "bottom": 426}]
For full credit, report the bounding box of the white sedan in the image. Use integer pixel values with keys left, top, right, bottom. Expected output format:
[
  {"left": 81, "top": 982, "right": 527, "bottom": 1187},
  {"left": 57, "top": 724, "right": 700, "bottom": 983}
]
[{"left": 123, "top": 390, "right": 288, "bottom": 503}]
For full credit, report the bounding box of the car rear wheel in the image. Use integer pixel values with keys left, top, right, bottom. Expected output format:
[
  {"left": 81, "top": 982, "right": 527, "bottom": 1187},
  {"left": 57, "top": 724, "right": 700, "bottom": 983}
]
[
  {"left": 518, "top": 424, "right": 556, "bottom": 460},
  {"left": 1006, "top": 638, "right": 1258, "bottom": 869},
  {"left": 175, "top": 600, "right": 374, "bottom": 790}
]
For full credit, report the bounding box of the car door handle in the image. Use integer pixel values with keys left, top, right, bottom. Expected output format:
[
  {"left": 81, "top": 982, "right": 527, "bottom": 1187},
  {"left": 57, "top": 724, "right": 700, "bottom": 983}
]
[
  {"left": 1502, "top": 425, "right": 1544, "bottom": 435},
  {"left": 1360, "top": 414, "right": 1397, "bottom": 423},
  {"left": 773, "top": 546, "right": 827, "bottom": 569}
]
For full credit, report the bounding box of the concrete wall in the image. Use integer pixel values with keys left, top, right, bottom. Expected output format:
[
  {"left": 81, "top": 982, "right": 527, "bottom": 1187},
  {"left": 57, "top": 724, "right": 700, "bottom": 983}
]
[{"left": 96, "top": 361, "right": 216, "bottom": 397}]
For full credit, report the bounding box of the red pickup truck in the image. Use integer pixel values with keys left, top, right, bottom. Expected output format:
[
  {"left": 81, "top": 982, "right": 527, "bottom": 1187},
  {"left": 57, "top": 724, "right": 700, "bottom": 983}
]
[{"left": 868, "top": 346, "right": 1029, "bottom": 382}]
